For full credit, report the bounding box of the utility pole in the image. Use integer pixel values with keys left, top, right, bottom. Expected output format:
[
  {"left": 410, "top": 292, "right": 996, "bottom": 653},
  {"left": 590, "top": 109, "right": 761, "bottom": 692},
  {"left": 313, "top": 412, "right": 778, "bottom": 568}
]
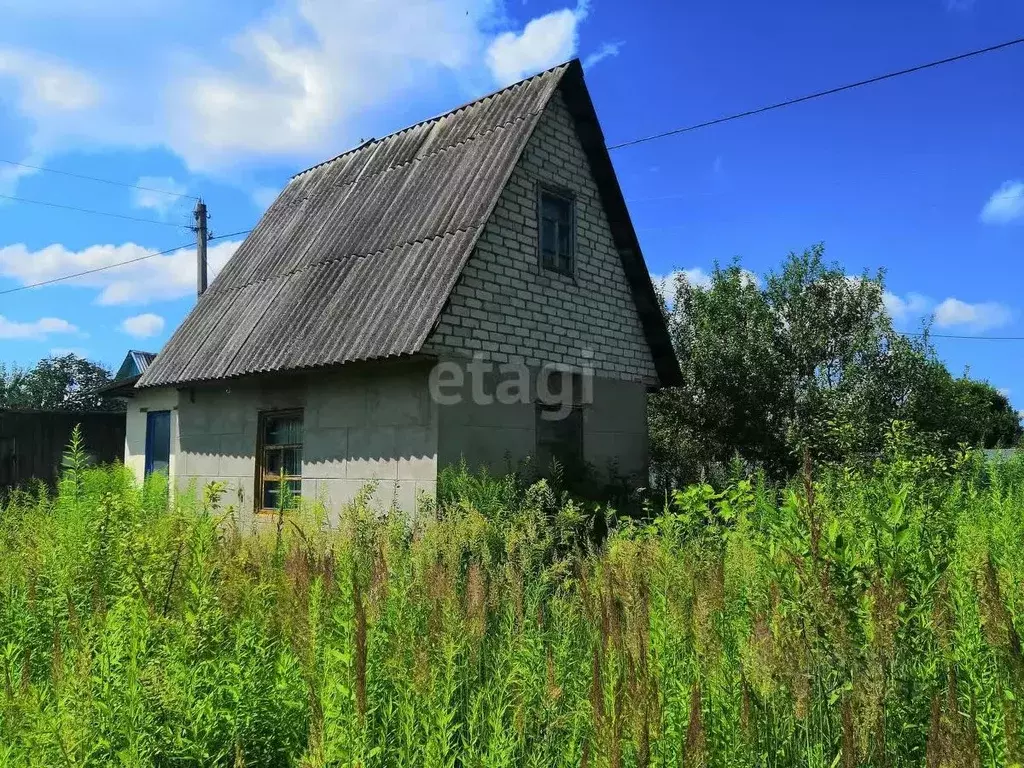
[{"left": 194, "top": 199, "right": 208, "bottom": 297}]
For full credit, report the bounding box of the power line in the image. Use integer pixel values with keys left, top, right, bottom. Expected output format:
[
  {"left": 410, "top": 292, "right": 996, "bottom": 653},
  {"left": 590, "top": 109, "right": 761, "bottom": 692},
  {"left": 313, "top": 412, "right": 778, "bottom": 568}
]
[
  {"left": 629, "top": 185, "right": 1024, "bottom": 208},
  {"left": 607, "top": 36, "right": 1024, "bottom": 151},
  {"left": 0, "top": 230, "right": 251, "bottom": 297},
  {"left": 0, "top": 158, "right": 198, "bottom": 200},
  {"left": 0, "top": 192, "right": 189, "bottom": 228},
  {"left": 908, "top": 332, "right": 1024, "bottom": 341},
  {"left": 208, "top": 228, "right": 252, "bottom": 240},
  {"left": 0, "top": 242, "right": 192, "bottom": 296}
]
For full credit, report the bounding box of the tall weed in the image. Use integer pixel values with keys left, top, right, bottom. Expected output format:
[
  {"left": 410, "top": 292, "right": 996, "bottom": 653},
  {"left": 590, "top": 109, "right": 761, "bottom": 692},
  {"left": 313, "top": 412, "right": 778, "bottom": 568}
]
[{"left": 1, "top": 437, "right": 1022, "bottom": 766}]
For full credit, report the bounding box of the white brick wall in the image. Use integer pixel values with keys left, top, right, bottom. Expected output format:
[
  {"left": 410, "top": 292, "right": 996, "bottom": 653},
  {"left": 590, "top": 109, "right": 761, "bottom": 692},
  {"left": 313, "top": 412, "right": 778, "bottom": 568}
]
[{"left": 423, "top": 87, "right": 659, "bottom": 384}]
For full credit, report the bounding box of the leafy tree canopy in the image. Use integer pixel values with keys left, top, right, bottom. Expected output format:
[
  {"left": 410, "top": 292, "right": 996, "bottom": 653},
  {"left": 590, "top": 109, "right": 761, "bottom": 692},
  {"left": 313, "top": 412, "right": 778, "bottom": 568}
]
[
  {"left": 651, "top": 245, "right": 1020, "bottom": 485},
  {"left": 0, "top": 354, "right": 122, "bottom": 412}
]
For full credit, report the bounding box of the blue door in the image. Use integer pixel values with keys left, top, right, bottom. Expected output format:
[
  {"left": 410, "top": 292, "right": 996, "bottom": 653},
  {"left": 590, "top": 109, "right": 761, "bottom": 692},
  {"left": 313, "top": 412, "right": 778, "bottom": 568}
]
[{"left": 144, "top": 410, "right": 171, "bottom": 476}]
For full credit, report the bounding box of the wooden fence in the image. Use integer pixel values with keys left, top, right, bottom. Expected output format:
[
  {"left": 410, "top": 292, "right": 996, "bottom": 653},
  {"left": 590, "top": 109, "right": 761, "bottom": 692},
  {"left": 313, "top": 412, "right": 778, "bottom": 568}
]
[{"left": 0, "top": 410, "right": 126, "bottom": 491}]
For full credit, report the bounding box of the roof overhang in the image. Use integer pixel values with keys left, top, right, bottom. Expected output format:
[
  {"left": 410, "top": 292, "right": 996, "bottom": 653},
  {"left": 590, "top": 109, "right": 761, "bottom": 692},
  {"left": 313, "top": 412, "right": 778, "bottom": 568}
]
[
  {"left": 558, "top": 60, "right": 682, "bottom": 388},
  {"left": 92, "top": 375, "right": 141, "bottom": 398}
]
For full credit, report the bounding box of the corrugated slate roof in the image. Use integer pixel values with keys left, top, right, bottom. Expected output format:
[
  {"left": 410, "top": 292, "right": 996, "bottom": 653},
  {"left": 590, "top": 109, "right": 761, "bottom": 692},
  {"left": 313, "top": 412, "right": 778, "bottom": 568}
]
[
  {"left": 140, "top": 60, "right": 682, "bottom": 389},
  {"left": 114, "top": 350, "right": 157, "bottom": 381}
]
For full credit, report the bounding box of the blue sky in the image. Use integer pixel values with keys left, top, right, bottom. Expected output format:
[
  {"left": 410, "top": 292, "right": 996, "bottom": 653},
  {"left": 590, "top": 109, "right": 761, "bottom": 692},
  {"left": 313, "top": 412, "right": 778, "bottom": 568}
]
[{"left": 0, "top": 0, "right": 1021, "bottom": 402}]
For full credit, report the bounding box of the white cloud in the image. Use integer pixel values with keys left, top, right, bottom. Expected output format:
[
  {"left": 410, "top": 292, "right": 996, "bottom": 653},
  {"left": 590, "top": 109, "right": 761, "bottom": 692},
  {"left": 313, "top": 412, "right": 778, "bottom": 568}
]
[
  {"left": 251, "top": 186, "right": 281, "bottom": 211},
  {"left": 651, "top": 268, "right": 711, "bottom": 299},
  {"left": 487, "top": 1, "right": 588, "bottom": 85},
  {"left": 582, "top": 40, "right": 623, "bottom": 69},
  {"left": 933, "top": 298, "right": 1013, "bottom": 332},
  {"left": 655, "top": 268, "right": 770, "bottom": 296},
  {"left": 882, "top": 290, "right": 1014, "bottom": 333},
  {"left": 168, "top": 0, "right": 504, "bottom": 170},
  {"left": 682, "top": 268, "right": 713, "bottom": 289},
  {"left": 0, "top": 239, "right": 242, "bottom": 305},
  {"left": 0, "top": 159, "right": 40, "bottom": 197},
  {"left": 132, "top": 176, "right": 188, "bottom": 217},
  {"left": 0, "top": 315, "right": 79, "bottom": 340},
  {"left": 980, "top": 181, "right": 1024, "bottom": 225},
  {"left": 883, "top": 291, "right": 931, "bottom": 323},
  {"left": 2, "top": 0, "right": 597, "bottom": 182},
  {"left": 120, "top": 313, "right": 165, "bottom": 338},
  {"left": 651, "top": 267, "right": 760, "bottom": 306},
  {"left": 0, "top": 48, "right": 101, "bottom": 114},
  {"left": 0, "top": 0, "right": 169, "bottom": 18}
]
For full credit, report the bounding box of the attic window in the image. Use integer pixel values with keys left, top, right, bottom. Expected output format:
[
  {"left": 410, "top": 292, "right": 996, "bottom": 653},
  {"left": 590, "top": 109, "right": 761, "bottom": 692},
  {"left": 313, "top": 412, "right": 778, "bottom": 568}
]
[{"left": 538, "top": 188, "right": 575, "bottom": 276}]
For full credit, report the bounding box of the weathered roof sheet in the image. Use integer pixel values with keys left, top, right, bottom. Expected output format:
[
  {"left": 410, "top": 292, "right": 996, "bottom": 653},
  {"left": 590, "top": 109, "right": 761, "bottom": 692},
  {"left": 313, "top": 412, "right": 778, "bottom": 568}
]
[{"left": 140, "top": 60, "right": 682, "bottom": 389}]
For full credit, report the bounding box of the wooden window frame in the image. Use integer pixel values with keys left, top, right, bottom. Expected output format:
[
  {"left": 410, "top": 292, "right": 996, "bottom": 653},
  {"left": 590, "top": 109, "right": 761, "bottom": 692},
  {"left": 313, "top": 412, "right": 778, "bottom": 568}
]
[
  {"left": 536, "top": 183, "right": 576, "bottom": 278},
  {"left": 255, "top": 408, "right": 304, "bottom": 514}
]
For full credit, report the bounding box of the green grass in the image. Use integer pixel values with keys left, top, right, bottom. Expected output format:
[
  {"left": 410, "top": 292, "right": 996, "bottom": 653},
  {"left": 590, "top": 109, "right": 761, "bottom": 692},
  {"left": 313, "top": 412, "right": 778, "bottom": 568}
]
[{"left": 1, "top": 431, "right": 1022, "bottom": 767}]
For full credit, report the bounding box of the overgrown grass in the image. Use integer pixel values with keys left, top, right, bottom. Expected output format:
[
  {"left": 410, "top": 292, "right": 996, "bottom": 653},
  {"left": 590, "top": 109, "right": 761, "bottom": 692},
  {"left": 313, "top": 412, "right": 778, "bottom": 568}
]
[{"left": 1, "top": 430, "right": 1023, "bottom": 766}]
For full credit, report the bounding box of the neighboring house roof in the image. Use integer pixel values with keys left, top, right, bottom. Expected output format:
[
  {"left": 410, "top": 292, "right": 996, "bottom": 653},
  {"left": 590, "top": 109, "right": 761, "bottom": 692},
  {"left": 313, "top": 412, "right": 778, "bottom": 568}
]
[
  {"left": 115, "top": 350, "right": 157, "bottom": 381},
  {"left": 94, "top": 349, "right": 158, "bottom": 397},
  {"left": 139, "top": 59, "right": 681, "bottom": 390}
]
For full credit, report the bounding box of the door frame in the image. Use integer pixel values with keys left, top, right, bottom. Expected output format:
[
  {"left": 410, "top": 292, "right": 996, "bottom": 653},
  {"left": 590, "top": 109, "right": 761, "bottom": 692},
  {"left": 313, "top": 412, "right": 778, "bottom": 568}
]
[{"left": 144, "top": 409, "right": 171, "bottom": 477}]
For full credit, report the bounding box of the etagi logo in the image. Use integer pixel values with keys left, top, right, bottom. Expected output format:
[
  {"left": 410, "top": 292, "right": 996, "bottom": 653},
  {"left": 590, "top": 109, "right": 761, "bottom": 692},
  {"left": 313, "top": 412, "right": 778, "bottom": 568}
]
[{"left": 428, "top": 352, "right": 595, "bottom": 421}]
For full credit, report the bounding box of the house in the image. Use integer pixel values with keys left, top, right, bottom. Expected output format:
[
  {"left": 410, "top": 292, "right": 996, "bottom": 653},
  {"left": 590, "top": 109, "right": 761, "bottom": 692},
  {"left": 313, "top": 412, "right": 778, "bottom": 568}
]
[{"left": 127, "top": 59, "right": 681, "bottom": 516}]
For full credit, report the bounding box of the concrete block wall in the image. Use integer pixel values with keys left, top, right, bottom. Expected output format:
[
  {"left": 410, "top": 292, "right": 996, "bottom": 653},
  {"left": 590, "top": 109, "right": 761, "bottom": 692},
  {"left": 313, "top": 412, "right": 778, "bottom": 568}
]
[
  {"left": 583, "top": 376, "right": 648, "bottom": 479},
  {"left": 436, "top": 364, "right": 536, "bottom": 475},
  {"left": 423, "top": 86, "right": 659, "bottom": 386},
  {"left": 125, "top": 361, "right": 438, "bottom": 521},
  {"left": 436, "top": 362, "right": 649, "bottom": 482}
]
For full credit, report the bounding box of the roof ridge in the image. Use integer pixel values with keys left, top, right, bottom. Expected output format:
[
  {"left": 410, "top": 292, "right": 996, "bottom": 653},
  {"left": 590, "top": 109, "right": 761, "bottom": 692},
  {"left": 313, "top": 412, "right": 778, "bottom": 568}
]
[
  {"left": 286, "top": 108, "right": 544, "bottom": 206},
  {"left": 291, "top": 60, "right": 574, "bottom": 180}
]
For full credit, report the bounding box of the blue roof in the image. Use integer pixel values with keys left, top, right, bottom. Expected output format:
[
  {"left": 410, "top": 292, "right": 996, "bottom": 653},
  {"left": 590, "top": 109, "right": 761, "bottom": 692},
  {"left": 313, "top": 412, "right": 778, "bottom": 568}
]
[{"left": 114, "top": 350, "right": 157, "bottom": 382}]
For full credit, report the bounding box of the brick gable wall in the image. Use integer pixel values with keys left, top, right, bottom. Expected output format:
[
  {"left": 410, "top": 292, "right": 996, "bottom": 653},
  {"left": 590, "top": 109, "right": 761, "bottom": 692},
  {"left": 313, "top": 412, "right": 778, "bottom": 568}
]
[{"left": 423, "top": 87, "right": 659, "bottom": 384}]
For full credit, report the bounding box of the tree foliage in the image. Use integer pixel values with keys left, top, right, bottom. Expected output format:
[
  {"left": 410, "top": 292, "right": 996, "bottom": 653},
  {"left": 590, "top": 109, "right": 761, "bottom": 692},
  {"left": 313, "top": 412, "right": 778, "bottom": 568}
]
[
  {"left": 651, "top": 245, "right": 1020, "bottom": 485},
  {"left": 0, "top": 353, "right": 122, "bottom": 412}
]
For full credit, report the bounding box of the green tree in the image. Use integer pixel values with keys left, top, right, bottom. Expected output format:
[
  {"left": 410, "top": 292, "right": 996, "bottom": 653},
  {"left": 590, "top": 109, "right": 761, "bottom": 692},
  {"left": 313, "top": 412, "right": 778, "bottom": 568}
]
[
  {"left": 911, "top": 366, "right": 1021, "bottom": 449},
  {"left": 0, "top": 354, "right": 122, "bottom": 412},
  {"left": 650, "top": 245, "right": 1020, "bottom": 485},
  {"left": 651, "top": 260, "right": 789, "bottom": 483}
]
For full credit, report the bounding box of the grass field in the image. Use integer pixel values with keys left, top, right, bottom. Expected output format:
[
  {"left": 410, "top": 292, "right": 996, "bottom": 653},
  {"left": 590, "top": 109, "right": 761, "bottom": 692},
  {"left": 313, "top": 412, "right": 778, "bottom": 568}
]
[{"left": 1, "top": 431, "right": 1022, "bottom": 767}]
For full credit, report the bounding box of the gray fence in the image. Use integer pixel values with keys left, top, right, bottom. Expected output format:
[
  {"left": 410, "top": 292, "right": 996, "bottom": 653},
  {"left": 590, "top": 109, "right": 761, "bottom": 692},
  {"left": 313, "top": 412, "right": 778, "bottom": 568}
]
[{"left": 0, "top": 410, "right": 126, "bottom": 491}]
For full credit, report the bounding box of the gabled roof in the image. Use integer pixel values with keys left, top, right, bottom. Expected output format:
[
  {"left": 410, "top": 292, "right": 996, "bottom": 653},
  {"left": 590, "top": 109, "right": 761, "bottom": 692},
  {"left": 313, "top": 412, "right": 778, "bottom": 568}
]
[
  {"left": 115, "top": 350, "right": 157, "bottom": 381},
  {"left": 95, "top": 348, "right": 158, "bottom": 397},
  {"left": 94, "top": 350, "right": 158, "bottom": 397},
  {"left": 140, "top": 60, "right": 681, "bottom": 389}
]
